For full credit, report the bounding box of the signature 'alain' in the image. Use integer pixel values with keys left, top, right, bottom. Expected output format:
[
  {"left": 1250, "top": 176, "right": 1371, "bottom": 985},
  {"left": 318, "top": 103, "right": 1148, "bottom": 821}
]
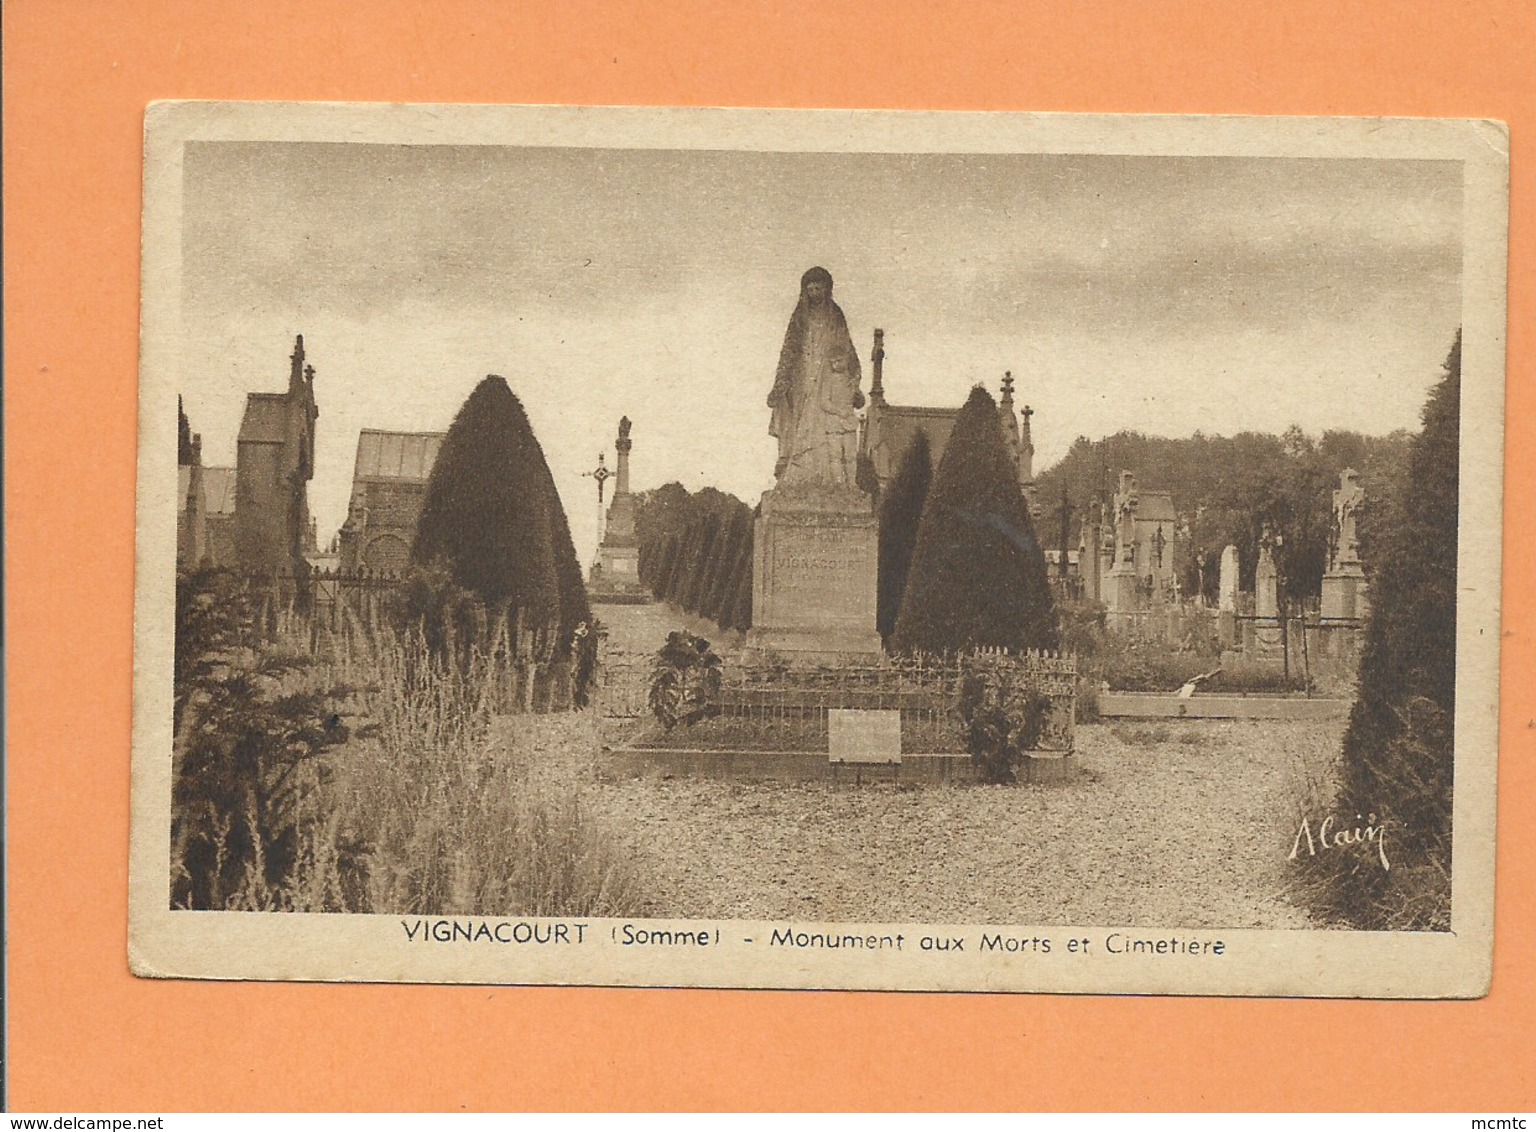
[{"left": 1289, "top": 813, "right": 1390, "bottom": 870}]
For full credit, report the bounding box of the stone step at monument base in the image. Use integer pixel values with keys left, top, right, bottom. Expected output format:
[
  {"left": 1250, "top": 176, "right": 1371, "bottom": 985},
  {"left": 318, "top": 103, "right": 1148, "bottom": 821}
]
[
  {"left": 589, "top": 591, "right": 654, "bottom": 605},
  {"left": 600, "top": 746, "right": 1076, "bottom": 785},
  {"left": 741, "top": 625, "right": 883, "bottom": 665}
]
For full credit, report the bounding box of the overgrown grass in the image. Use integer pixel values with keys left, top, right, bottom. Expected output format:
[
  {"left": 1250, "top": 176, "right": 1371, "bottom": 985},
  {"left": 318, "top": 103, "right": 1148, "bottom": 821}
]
[
  {"left": 327, "top": 632, "right": 645, "bottom": 916},
  {"left": 1267, "top": 717, "right": 1446, "bottom": 931},
  {"left": 171, "top": 601, "right": 648, "bottom": 916}
]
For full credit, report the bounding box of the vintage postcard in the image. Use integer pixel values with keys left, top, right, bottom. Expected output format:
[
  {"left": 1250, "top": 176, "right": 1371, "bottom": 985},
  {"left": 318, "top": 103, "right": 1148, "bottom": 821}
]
[{"left": 131, "top": 102, "right": 1507, "bottom": 996}]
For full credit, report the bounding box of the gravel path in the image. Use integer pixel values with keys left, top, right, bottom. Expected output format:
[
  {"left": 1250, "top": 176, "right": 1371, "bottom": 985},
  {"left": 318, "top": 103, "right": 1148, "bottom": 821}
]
[
  {"left": 587, "top": 718, "right": 1337, "bottom": 928},
  {"left": 572, "top": 602, "right": 1337, "bottom": 928}
]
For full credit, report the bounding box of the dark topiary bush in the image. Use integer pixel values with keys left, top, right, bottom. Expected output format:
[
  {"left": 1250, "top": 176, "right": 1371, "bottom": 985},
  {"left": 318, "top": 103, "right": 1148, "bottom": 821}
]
[
  {"left": 1329, "top": 333, "right": 1460, "bottom": 930},
  {"left": 408, "top": 376, "right": 592, "bottom": 701},
  {"left": 893, "top": 386, "right": 1059, "bottom": 654},
  {"left": 877, "top": 432, "right": 932, "bottom": 646}
]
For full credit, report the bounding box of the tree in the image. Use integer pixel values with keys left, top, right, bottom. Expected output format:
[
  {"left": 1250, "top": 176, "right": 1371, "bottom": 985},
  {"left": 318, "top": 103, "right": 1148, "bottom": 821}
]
[
  {"left": 1334, "top": 332, "right": 1460, "bottom": 929},
  {"left": 892, "top": 386, "right": 1059, "bottom": 654},
  {"left": 703, "top": 504, "right": 751, "bottom": 622},
  {"left": 679, "top": 513, "right": 722, "bottom": 614},
  {"left": 411, "top": 375, "right": 589, "bottom": 652},
  {"left": 178, "top": 395, "right": 195, "bottom": 466},
  {"left": 876, "top": 432, "right": 932, "bottom": 645},
  {"left": 665, "top": 520, "right": 701, "bottom": 606},
  {"left": 719, "top": 505, "right": 758, "bottom": 631},
  {"left": 634, "top": 481, "right": 693, "bottom": 588},
  {"left": 651, "top": 533, "right": 680, "bottom": 603},
  {"left": 173, "top": 567, "right": 363, "bottom": 909}
]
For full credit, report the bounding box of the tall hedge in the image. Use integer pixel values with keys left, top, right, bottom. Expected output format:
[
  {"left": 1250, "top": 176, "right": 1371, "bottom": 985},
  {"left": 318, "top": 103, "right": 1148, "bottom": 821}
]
[
  {"left": 703, "top": 505, "right": 750, "bottom": 622},
  {"left": 720, "top": 517, "right": 755, "bottom": 631},
  {"left": 411, "top": 375, "right": 589, "bottom": 651},
  {"left": 877, "top": 431, "right": 932, "bottom": 645},
  {"left": 1333, "top": 333, "right": 1460, "bottom": 929},
  {"left": 635, "top": 482, "right": 754, "bottom": 631},
  {"left": 892, "top": 385, "right": 1059, "bottom": 654},
  {"left": 679, "top": 513, "right": 722, "bottom": 614}
]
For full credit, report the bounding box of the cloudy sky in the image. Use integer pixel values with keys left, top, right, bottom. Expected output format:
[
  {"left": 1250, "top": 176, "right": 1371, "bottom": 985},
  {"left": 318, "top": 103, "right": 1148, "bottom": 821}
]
[{"left": 179, "top": 142, "right": 1462, "bottom": 561}]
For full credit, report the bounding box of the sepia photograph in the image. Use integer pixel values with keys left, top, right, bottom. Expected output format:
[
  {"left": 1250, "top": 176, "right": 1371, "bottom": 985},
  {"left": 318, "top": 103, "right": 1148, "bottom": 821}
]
[{"left": 131, "top": 103, "right": 1506, "bottom": 995}]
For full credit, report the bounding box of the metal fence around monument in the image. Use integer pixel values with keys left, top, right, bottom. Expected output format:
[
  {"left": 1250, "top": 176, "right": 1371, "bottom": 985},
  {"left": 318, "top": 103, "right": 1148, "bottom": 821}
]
[{"left": 595, "top": 646, "right": 1077, "bottom": 755}]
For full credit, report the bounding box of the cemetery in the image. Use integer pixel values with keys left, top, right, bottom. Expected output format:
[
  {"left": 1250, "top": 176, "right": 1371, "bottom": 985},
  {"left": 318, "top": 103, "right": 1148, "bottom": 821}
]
[{"left": 169, "top": 268, "right": 1461, "bottom": 932}]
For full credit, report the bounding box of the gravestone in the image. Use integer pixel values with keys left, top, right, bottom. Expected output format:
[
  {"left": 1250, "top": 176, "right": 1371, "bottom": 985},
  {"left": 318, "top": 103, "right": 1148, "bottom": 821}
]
[
  {"left": 1218, "top": 545, "right": 1239, "bottom": 612},
  {"left": 1217, "top": 543, "right": 1239, "bottom": 647},
  {"left": 1253, "top": 529, "right": 1282, "bottom": 653},
  {"left": 1255, "top": 544, "right": 1278, "bottom": 618},
  {"left": 1105, "top": 471, "right": 1141, "bottom": 620}
]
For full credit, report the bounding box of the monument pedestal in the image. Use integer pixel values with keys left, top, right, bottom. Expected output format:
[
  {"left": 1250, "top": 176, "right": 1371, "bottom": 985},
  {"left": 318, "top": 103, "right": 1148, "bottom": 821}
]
[
  {"left": 1218, "top": 609, "right": 1237, "bottom": 648},
  {"left": 1105, "top": 567, "right": 1139, "bottom": 629},
  {"left": 1321, "top": 566, "right": 1368, "bottom": 621},
  {"left": 590, "top": 486, "right": 647, "bottom": 597},
  {"left": 746, "top": 485, "right": 881, "bottom": 662}
]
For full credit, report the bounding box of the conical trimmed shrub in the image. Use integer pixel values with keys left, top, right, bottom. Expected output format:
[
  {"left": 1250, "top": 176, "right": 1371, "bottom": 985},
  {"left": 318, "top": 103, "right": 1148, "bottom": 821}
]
[
  {"left": 1333, "top": 333, "right": 1460, "bottom": 928},
  {"left": 877, "top": 431, "right": 932, "bottom": 645},
  {"left": 892, "top": 385, "right": 1058, "bottom": 654},
  {"left": 412, "top": 375, "right": 589, "bottom": 651}
]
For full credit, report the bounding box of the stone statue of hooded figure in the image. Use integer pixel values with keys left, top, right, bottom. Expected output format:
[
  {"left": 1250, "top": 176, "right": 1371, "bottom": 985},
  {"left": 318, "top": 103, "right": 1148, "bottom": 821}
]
[{"left": 768, "top": 266, "right": 865, "bottom": 487}]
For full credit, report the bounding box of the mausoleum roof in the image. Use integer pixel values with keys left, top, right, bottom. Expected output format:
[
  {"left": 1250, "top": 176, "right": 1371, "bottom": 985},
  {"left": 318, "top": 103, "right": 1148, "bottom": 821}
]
[
  {"left": 353, "top": 429, "right": 445, "bottom": 483},
  {"left": 237, "top": 393, "right": 296, "bottom": 444},
  {"left": 204, "top": 467, "right": 237, "bottom": 515},
  {"left": 1135, "top": 490, "right": 1177, "bottom": 522}
]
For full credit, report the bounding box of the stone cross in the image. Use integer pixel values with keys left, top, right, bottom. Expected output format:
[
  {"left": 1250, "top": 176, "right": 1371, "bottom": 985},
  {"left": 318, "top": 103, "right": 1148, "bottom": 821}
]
[
  {"left": 584, "top": 453, "right": 612, "bottom": 505},
  {"left": 1255, "top": 526, "right": 1280, "bottom": 619},
  {"left": 584, "top": 453, "right": 612, "bottom": 548}
]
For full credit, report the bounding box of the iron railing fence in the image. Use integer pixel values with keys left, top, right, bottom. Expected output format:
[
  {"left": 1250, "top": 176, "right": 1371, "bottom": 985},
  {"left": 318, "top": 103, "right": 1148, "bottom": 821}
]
[{"left": 595, "top": 646, "right": 1077, "bottom": 754}]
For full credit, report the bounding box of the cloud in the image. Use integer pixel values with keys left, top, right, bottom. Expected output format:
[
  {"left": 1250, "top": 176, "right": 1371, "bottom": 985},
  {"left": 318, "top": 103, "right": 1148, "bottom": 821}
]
[{"left": 178, "top": 142, "right": 1463, "bottom": 558}]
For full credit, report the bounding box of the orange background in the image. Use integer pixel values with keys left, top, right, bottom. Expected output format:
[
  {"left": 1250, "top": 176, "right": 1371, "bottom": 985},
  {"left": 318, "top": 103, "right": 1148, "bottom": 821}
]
[{"left": 4, "top": 0, "right": 1532, "bottom": 1112}]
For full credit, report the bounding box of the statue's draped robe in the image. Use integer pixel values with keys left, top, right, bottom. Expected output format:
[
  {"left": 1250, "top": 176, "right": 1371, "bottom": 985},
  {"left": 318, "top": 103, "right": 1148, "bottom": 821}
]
[{"left": 769, "top": 296, "right": 863, "bottom": 487}]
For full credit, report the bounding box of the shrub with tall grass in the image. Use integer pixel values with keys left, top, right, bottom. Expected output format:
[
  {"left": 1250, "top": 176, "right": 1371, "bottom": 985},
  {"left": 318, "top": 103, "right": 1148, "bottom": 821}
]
[
  {"left": 326, "top": 629, "right": 646, "bottom": 916},
  {"left": 172, "top": 576, "right": 648, "bottom": 916}
]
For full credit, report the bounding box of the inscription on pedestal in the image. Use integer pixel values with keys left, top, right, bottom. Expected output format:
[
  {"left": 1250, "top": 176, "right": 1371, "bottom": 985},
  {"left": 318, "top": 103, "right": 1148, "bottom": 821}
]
[
  {"left": 749, "top": 487, "right": 881, "bottom": 658},
  {"left": 766, "top": 525, "right": 872, "bottom": 628}
]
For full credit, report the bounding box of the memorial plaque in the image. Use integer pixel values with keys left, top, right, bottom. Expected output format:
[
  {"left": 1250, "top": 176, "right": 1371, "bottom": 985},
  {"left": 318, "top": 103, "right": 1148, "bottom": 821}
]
[{"left": 828, "top": 709, "right": 902, "bottom": 765}]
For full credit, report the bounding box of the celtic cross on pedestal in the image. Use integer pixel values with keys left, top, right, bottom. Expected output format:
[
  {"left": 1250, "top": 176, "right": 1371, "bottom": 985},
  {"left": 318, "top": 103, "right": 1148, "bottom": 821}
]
[{"left": 584, "top": 453, "right": 612, "bottom": 504}]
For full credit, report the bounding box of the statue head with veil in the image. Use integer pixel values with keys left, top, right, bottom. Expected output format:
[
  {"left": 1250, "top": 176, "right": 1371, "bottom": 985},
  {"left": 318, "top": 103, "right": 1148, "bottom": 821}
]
[{"left": 767, "top": 267, "right": 865, "bottom": 488}]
